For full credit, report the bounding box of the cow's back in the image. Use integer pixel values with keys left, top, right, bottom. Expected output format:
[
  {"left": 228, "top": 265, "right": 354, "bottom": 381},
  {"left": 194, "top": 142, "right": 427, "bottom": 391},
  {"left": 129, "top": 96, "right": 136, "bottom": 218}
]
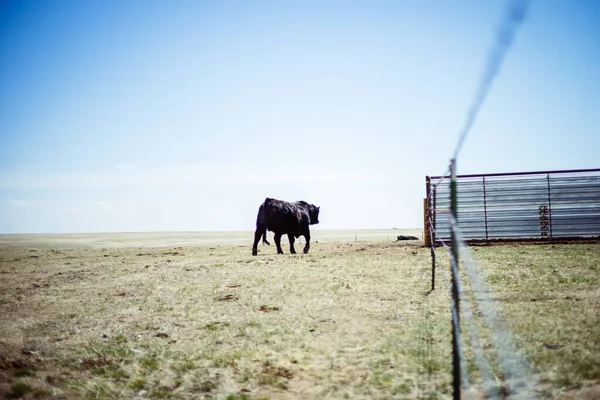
[{"left": 257, "top": 198, "right": 307, "bottom": 235}]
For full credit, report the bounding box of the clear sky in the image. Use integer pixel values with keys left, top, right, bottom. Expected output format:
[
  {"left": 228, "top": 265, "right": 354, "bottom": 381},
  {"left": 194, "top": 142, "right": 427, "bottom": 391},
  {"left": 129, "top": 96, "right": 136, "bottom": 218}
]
[{"left": 1, "top": 0, "right": 598, "bottom": 234}]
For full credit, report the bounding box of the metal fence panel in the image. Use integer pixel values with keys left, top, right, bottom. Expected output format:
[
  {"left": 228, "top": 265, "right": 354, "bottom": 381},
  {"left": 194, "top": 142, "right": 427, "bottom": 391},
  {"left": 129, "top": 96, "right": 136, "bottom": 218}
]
[{"left": 428, "top": 169, "right": 600, "bottom": 242}]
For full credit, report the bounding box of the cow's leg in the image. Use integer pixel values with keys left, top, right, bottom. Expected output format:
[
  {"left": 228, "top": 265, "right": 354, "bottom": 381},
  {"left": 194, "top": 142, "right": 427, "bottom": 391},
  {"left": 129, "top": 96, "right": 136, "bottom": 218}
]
[
  {"left": 252, "top": 227, "right": 263, "bottom": 256},
  {"left": 303, "top": 232, "right": 311, "bottom": 254},
  {"left": 274, "top": 233, "right": 284, "bottom": 254},
  {"left": 288, "top": 234, "right": 296, "bottom": 254}
]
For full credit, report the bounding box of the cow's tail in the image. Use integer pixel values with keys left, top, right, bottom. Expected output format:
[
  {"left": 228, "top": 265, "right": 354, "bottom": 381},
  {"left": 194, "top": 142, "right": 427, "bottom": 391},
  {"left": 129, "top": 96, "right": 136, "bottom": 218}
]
[
  {"left": 257, "top": 201, "right": 271, "bottom": 246},
  {"left": 261, "top": 226, "right": 270, "bottom": 246}
]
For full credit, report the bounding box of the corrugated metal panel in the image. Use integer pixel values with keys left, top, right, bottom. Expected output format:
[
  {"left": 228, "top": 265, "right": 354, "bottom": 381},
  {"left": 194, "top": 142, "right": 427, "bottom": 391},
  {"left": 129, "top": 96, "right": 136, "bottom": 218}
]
[{"left": 428, "top": 169, "right": 600, "bottom": 242}]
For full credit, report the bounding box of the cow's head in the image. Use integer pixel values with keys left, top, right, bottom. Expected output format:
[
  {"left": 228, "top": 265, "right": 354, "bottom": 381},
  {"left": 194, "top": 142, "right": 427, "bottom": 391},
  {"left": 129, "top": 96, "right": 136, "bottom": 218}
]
[{"left": 309, "top": 204, "right": 320, "bottom": 225}]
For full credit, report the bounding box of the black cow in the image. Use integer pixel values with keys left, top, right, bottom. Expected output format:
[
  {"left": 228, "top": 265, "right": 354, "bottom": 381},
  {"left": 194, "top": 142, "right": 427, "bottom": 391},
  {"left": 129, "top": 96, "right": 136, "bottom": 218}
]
[
  {"left": 252, "top": 197, "right": 320, "bottom": 256},
  {"left": 397, "top": 235, "right": 419, "bottom": 241}
]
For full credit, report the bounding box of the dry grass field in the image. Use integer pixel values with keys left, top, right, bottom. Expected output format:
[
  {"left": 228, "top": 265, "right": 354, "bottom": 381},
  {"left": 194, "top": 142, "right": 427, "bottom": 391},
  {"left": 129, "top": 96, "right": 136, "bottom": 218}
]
[{"left": 0, "top": 231, "right": 599, "bottom": 399}]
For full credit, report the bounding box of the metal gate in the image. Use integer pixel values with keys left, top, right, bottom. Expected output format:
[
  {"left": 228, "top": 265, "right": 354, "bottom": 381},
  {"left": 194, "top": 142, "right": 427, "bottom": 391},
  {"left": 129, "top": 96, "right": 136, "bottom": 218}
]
[{"left": 426, "top": 168, "right": 600, "bottom": 242}]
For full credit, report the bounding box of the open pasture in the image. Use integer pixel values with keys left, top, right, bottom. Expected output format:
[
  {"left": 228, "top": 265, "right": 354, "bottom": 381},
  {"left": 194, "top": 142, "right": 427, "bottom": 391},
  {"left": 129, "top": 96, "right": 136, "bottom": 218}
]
[{"left": 0, "top": 233, "right": 599, "bottom": 399}]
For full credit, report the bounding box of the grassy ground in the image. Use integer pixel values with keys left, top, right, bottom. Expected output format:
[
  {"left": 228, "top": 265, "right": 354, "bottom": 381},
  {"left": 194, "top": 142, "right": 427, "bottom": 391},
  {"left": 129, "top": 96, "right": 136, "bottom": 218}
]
[
  {"left": 0, "top": 238, "right": 598, "bottom": 399},
  {"left": 469, "top": 243, "right": 600, "bottom": 399}
]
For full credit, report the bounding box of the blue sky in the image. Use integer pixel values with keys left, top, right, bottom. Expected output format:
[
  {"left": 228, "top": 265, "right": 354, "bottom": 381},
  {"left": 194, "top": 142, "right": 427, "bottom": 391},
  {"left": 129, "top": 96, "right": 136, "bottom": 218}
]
[{"left": 1, "top": 0, "right": 599, "bottom": 233}]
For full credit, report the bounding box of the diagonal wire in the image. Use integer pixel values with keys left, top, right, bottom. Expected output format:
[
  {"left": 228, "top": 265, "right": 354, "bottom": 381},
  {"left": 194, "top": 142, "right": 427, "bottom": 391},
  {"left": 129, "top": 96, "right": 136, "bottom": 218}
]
[
  {"left": 449, "top": 216, "right": 539, "bottom": 399},
  {"left": 434, "top": 240, "right": 471, "bottom": 392},
  {"left": 427, "top": 184, "right": 539, "bottom": 398},
  {"left": 429, "top": 166, "right": 452, "bottom": 196},
  {"left": 433, "top": 228, "right": 497, "bottom": 398},
  {"left": 452, "top": 0, "right": 531, "bottom": 160},
  {"left": 428, "top": 0, "right": 537, "bottom": 375}
]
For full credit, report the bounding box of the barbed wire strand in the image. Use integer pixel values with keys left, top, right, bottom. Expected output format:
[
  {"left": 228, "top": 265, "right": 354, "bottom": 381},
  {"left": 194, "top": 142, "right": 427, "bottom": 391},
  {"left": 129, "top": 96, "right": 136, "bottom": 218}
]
[
  {"left": 429, "top": 203, "right": 539, "bottom": 397},
  {"left": 450, "top": 216, "right": 540, "bottom": 399},
  {"left": 433, "top": 243, "right": 471, "bottom": 393},
  {"left": 427, "top": 169, "right": 539, "bottom": 398},
  {"left": 452, "top": 0, "right": 531, "bottom": 160},
  {"left": 426, "top": 4, "right": 534, "bottom": 390},
  {"left": 428, "top": 165, "right": 453, "bottom": 197},
  {"left": 431, "top": 223, "right": 498, "bottom": 398}
]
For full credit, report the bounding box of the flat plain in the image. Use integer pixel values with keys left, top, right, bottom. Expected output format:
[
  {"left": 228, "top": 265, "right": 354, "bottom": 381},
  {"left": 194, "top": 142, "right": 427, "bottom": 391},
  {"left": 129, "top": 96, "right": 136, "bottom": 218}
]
[{"left": 0, "top": 231, "right": 598, "bottom": 399}]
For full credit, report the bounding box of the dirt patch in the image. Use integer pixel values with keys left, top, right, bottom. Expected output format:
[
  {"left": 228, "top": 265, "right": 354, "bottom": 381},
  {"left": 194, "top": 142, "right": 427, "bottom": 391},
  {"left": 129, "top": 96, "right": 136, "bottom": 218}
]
[
  {"left": 263, "top": 365, "right": 294, "bottom": 379},
  {"left": 214, "top": 294, "right": 239, "bottom": 302},
  {"left": 81, "top": 357, "right": 112, "bottom": 369},
  {"left": 259, "top": 305, "right": 280, "bottom": 312},
  {"left": 0, "top": 359, "right": 36, "bottom": 374}
]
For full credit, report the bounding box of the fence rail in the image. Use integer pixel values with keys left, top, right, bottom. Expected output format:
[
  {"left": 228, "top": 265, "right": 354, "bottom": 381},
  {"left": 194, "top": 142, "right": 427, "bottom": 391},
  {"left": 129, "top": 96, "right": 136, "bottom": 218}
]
[{"left": 427, "top": 168, "right": 600, "bottom": 242}]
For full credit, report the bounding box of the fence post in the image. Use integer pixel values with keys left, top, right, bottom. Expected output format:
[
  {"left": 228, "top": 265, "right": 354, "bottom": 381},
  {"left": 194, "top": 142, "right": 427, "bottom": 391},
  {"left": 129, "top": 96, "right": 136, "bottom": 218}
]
[
  {"left": 425, "top": 176, "right": 435, "bottom": 291},
  {"left": 424, "top": 198, "right": 431, "bottom": 247},
  {"left": 450, "top": 159, "right": 461, "bottom": 400}
]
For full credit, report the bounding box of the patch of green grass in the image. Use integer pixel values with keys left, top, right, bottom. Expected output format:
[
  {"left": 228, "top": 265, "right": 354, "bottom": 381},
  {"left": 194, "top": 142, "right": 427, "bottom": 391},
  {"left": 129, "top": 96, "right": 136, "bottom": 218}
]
[
  {"left": 197, "top": 380, "right": 217, "bottom": 392},
  {"left": 148, "top": 387, "right": 173, "bottom": 399},
  {"left": 171, "top": 358, "right": 195, "bottom": 373},
  {"left": 212, "top": 352, "right": 239, "bottom": 368},
  {"left": 92, "top": 363, "right": 129, "bottom": 380},
  {"left": 87, "top": 333, "right": 135, "bottom": 360},
  {"left": 7, "top": 382, "right": 32, "bottom": 399},
  {"left": 205, "top": 323, "right": 219, "bottom": 331},
  {"left": 46, "top": 375, "right": 69, "bottom": 387},
  {"left": 112, "top": 332, "right": 128, "bottom": 344},
  {"left": 205, "top": 321, "right": 231, "bottom": 331},
  {"left": 6, "top": 381, "right": 53, "bottom": 399},
  {"left": 372, "top": 370, "right": 395, "bottom": 388},
  {"left": 225, "top": 394, "right": 251, "bottom": 400},
  {"left": 428, "top": 359, "right": 447, "bottom": 375},
  {"left": 394, "top": 381, "right": 413, "bottom": 395},
  {"left": 33, "top": 388, "right": 54, "bottom": 398},
  {"left": 11, "top": 368, "right": 35, "bottom": 377},
  {"left": 128, "top": 377, "right": 146, "bottom": 390},
  {"left": 257, "top": 373, "right": 288, "bottom": 389},
  {"left": 140, "top": 354, "right": 160, "bottom": 373}
]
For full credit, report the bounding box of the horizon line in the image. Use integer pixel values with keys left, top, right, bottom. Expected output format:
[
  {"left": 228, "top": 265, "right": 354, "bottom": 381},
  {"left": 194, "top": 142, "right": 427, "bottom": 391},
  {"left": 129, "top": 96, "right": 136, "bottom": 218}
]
[{"left": 0, "top": 227, "right": 422, "bottom": 236}]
